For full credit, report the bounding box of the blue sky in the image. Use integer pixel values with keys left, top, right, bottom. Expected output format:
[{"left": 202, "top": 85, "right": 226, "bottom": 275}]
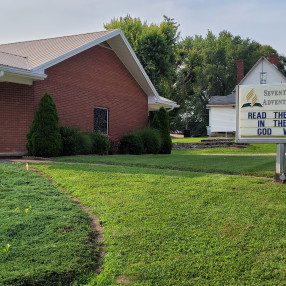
[{"left": 2, "top": 0, "right": 286, "bottom": 55}]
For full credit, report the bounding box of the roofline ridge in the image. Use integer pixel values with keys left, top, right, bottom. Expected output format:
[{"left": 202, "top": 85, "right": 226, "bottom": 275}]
[{"left": 0, "top": 29, "right": 119, "bottom": 46}]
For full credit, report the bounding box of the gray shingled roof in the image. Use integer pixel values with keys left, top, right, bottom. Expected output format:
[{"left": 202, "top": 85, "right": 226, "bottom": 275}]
[{"left": 207, "top": 92, "right": 236, "bottom": 106}]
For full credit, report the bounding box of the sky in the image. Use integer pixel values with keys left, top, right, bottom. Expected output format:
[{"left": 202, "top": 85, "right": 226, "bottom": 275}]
[{"left": 1, "top": 0, "right": 286, "bottom": 55}]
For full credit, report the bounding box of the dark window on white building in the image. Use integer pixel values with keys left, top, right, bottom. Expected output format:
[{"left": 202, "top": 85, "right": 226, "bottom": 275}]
[{"left": 94, "top": 107, "right": 108, "bottom": 134}]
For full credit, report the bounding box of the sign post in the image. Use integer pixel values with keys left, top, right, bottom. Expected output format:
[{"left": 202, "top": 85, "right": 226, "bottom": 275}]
[
  {"left": 275, "top": 144, "right": 285, "bottom": 182},
  {"left": 236, "top": 84, "right": 286, "bottom": 183}
]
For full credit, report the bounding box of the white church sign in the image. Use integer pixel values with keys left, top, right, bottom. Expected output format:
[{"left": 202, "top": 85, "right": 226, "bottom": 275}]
[{"left": 236, "top": 84, "right": 286, "bottom": 143}]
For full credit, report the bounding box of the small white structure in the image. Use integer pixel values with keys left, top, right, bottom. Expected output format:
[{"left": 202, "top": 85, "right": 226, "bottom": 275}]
[
  {"left": 207, "top": 93, "right": 236, "bottom": 136},
  {"left": 207, "top": 54, "right": 286, "bottom": 136}
]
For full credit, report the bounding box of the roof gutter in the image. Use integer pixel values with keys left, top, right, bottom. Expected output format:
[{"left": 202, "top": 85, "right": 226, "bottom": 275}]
[
  {"left": 155, "top": 98, "right": 180, "bottom": 109},
  {"left": 0, "top": 65, "right": 46, "bottom": 81}
]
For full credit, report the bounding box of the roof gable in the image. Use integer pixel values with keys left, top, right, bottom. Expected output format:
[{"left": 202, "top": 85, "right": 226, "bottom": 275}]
[
  {"left": 0, "top": 30, "right": 178, "bottom": 110},
  {"left": 238, "top": 56, "right": 286, "bottom": 85},
  {"left": 208, "top": 56, "right": 286, "bottom": 108}
]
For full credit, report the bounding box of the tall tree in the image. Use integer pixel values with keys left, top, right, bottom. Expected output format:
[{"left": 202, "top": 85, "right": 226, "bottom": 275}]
[
  {"left": 105, "top": 15, "right": 180, "bottom": 99},
  {"left": 105, "top": 15, "right": 286, "bottom": 135},
  {"left": 172, "top": 30, "right": 286, "bottom": 134}
]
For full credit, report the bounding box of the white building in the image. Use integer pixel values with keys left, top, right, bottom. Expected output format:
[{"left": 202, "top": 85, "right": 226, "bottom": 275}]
[{"left": 207, "top": 54, "right": 286, "bottom": 136}]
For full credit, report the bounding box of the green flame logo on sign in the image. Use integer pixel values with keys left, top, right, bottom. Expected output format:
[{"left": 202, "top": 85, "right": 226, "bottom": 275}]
[{"left": 241, "top": 88, "right": 263, "bottom": 108}]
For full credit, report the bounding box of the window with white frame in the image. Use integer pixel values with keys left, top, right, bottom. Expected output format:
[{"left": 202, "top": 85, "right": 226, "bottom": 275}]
[
  {"left": 260, "top": 72, "right": 267, "bottom": 84},
  {"left": 94, "top": 107, "right": 108, "bottom": 134}
]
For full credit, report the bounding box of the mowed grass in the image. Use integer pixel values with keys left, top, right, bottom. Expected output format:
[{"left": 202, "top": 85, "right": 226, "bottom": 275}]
[
  {"left": 174, "top": 144, "right": 277, "bottom": 155},
  {"left": 34, "top": 162, "right": 286, "bottom": 285},
  {"left": 53, "top": 152, "right": 276, "bottom": 178},
  {"left": 0, "top": 163, "right": 96, "bottom": 285}
]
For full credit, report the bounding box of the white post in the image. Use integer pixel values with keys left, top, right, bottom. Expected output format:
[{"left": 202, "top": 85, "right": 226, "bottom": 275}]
[{"left": 274, "top": 144, "right": 285, "bottom": 182}]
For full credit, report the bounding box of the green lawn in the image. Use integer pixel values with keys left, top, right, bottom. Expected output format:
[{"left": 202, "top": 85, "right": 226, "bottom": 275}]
[
  {"left": 0, "top": 163, "right": 96, "bottom": 285},
  {"left": 1, "top": 145, "right": 285, "bottom": 285},
  {"left": 174, "top": 144, "right": 277, "bottom": 155},
  {"left": 53, "top": 152, "right": 276, "bottom": 178},
  {"left": 33, "top": 162, "right": 286, "bottom": 285}
]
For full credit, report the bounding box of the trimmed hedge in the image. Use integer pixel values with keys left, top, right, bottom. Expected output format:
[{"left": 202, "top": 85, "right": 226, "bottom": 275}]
[
  {"left": 90, "top": 131, "right": 110, "bottom": 155},
  {"left": 119, "top": 132, "right": 144, "bottom": 155},
  {"left": 119, "top": 128, "right": 162, "bottom": 155},
  {"left": 60, "top": 126, "right": 79, "bottom": 156},
  {"left": 60, "top": 128, "right": 110, "bottom": 156},
  {"left": 138, "top": 128, "right": 162, "bottom": 154},
  {"left": 75, "top": 132, "right": 93, "bottom": 155},
  {"left": 26, "top": 94, "right": 110, "bottom": 157}
]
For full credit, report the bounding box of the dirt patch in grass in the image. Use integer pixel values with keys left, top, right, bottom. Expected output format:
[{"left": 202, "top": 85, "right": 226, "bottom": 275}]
[{"left": 115, "top": 275, "right": 131, "bottom": 284}]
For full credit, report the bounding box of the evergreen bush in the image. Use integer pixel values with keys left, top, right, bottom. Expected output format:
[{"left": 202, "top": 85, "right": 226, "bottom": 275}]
[
  {"left": 119, "top": 132, "right": 144, "bottom": 155},
  {"left": 138, "top": 128, "right": 162, "bottom": 154},
  {"left": 60, "top": 126, "right": 80, "bottom": 156},
  {"left": 151, "top": 107, "right": 172, "bottom": 154},
  {"left": 90, "top": 131, "right": 110, "bottom": 155},
  {"left": 26, "top": 93, "right": 62, "bottom": 157}
]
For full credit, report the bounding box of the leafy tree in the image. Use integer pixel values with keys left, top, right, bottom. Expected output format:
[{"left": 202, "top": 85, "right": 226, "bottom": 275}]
[
  {"left": 105, "top": 15, "right": 286, "bottom": 135},
  {"left": 105, "top": 15, "right": 180, "bottom": 99},
  {"left": 172, "top": 30, "right": 286, "bottom": 133},
  {"left": 26, "top": 93, "right": 62, "bottom": 157}
]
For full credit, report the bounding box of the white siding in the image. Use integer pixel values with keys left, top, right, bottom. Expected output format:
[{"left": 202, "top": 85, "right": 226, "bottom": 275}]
[
  {"left": 242, "top": 60, "right": 286, "bottom": 85},
  {"left": 209, "top": 106, "right": 236, "bottom": 133},
  {"left": 207, "top": 57, "right": 286, "bottom": 135}
]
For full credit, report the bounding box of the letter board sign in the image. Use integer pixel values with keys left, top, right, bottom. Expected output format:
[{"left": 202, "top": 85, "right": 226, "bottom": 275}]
[{"left": 236, "top": 84, "right": 286, "bottom": 143}]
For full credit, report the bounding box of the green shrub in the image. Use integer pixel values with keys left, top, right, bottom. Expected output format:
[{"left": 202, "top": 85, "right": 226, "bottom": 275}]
[
  {"left": 75, "top": 132, "right": 93, "bottom": 155},
  {"left": 90, "top": 131, "right": 110, "bottom": 155},
  {"left": 26, "top": 93, "right": 61, "bottom": 157},
  {"left": 60, "top": 126, "right": 80, "bottom": 156},
  {"left": 138, "top": 128, "right": 162, "bottom": 154},
  {"left": 119, "top": 132, "right": 144, "bottom": 155},
  {"left": 151, "top": 107, "right": 172, "bottom": 154}
]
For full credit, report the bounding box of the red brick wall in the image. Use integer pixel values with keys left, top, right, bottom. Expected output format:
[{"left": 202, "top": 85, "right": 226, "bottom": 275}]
[
  {"left": 269, "top": 53, "right": 278, "bottom": 67},
  {"left": 34, "top": 45, "right": 148, "bottom": 139},
  {"left": 0, "top": 45, "right": 148, "bottom": 153},
  {"left": 0, "top": 83, "right": 34, "bottom": 153}
]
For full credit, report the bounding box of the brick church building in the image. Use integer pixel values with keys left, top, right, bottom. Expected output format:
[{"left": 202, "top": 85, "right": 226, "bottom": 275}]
[{"left": 0, "top": 29, "right": 178, "bottom": 154}]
